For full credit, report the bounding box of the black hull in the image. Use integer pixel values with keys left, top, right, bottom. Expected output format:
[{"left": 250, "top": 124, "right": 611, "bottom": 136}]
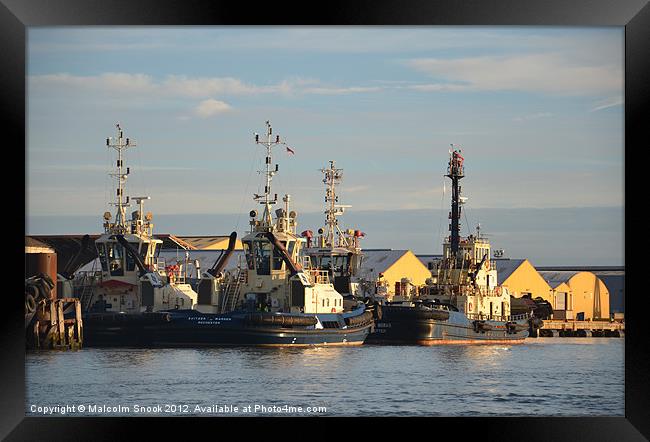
[
  {"left": 83, "top": 309, "right": 373, "bottom": 347},
  {"left": 366, "top": 307, "right": 529, "bottom": 345}
]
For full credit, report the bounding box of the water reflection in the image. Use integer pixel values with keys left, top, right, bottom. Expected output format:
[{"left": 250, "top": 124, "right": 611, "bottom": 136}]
[
  {"left": 25, "top": 338, "right": 624, "bottom": 416},
  {"left": 92, "top": 348, "right": 158, "bottom": 368}
]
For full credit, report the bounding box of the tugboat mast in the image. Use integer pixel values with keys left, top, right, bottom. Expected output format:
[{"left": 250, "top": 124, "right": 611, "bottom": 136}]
[
  {"left": 321, "top": 160, "right": 350, "bottom": 248},
  {"left": 254, "top": 121, "right": 283, "bottom": 229},
  {"left": 446, "top": 145, "right": 464, "bottom": 262},
  {"left": 105, "top": 123, "right": 136, "bottom": 233}
]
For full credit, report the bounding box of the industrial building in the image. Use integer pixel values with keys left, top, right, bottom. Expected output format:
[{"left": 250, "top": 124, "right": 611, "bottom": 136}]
[
  {"left": 493, "top": 259, "right": 616, "bottom": 321},
  {"left": 494, "top": 259, "right": 553, "bottom": 301},
  {"left": 359, "top": 249, "right": 432, "bottom": 297},
  {"left": 537, "top": 271, "right": 610, "bottom": 321},
  {"left": 537, "top": 266, "right": 624, "bottom": 315}
]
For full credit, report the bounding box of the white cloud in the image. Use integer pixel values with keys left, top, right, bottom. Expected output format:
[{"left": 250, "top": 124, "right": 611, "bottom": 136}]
[
  {"left": 31, "top": 73, "right": 157, "bottom": 94},
  {"left": 194, "top": 99, "right": 232, "bottom": 118},
  {"left": 407, "top": 53, "right": 622, "bottom": 96},
  {"left": 513, "top": 112, "right": 553, "bottom": 122},
  {"left": 302, "top": 86, "right": 382, "bottom": 95},
  {"left": 590, "top": 96, "right": 624, "bottom": 112},
  {"left": 405, "top": 83, "right": 470, "bottom": 92},
  {"left": 29, "top": 73, "right": 384, "bottom": 99},
  {"left": 162, "top": 76, "right": 269, "bottom": 97}
]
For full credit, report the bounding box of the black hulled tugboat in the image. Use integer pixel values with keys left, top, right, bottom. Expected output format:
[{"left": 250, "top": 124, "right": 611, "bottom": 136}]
[
  {"left": 82, "top": 124, "right": 201, "bottom": 346},
  {"left": 366, "top": 147, "right": 541, "bottom": 345}
]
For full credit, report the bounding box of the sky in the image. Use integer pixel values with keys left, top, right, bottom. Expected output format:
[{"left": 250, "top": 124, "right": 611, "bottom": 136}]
[{"left": 26, "top": 27, "right": 624, "bottom": 265}]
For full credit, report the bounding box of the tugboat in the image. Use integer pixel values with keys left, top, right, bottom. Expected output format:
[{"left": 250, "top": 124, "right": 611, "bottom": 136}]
[
  {"left": 366, "top": 147, "right": 541, "bottom": 345},
  {"left": 86, "top": 121, "right": 374, "bottom": 347},
  {"left": 82, "top": 124, "right": 202, "bottom": 345},
  {"left": 302, "top": 160, "right": 365, "bottom": 298}
]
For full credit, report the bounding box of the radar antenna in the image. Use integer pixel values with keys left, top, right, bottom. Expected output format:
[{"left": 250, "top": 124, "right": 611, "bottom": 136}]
[
  {"left": 320, "top": 160, "right": 351, "bottom": 248},
  {"left": 253, "top": 121, "right": 291, "bottom": 228},
  {"left": 105, "top": 123, "right": 136, "bottom": 233}
]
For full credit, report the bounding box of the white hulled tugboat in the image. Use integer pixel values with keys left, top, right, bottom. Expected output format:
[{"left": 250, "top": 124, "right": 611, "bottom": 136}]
[
  {"left": 83, "top": 124, "right": 201, "bottom": 345},
  {"left": 302, "top": 161, "right": 365, "bottom": 298},
  {"left": 88, "top": 121, "right": 374, "bottom": 347},
  {"left": 366, "top": 147, "right": 541, "bottom": 345}
]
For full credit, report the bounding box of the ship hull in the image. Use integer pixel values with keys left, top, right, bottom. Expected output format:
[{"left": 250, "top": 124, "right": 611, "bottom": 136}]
[
  {"left": 83, "top": 308, "right": 373, "bottom": 348},
  {"left": 365, "top": 307, "right": 529, "bottom": 345}
]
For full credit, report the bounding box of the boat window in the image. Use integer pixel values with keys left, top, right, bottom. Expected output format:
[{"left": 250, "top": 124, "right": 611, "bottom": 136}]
[
  {"left": 254, "top": 240, "right": 272, "bottom": 275},
  {"left": 107, "top": 242, "right": 125, "bottom": 276},
  {"left": 125, "top": 242, "right": 138, "bottom": 271},
  {"left": 287, "top": 240, "right": 296, "bottom": 257},
  {"left": 307, "top": 254, "right": 321, "bottom": 268},
  {"left": 320, "top": 256, "right": 332, "bottom": 270},
  {"left": 242, "top": 241, "right": 255, "bottom": 270},
  {"left": 138, "top": 242, "right": 148, "bottom": 266},
  {"left": 327, "top": 298, "right": 330, "bottom": 307},
  {"left": 97, "top": 243, "right": 109, "bottom": 272},
  {"left": 322, "top": 299, "right": 325, "bottom": 307},
  {"left": 333, "top": 255, "right": 350, "bottom": 274},
  {"left": 272, "top": 241, "right": 285, "bottom": 271}
]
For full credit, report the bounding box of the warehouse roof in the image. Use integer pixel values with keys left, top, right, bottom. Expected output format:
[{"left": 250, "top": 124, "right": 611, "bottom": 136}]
[
  {"left": 591, "top": 271, "right": 625, "bottom": 277},
  {"left": 416, "top": 254, "right": 443, "bottom": 268},
  {"left": 27, "top": 235, "right": 101, "bottom": 275},
  {"left": 536, "top": 266, "right": 624, "bottom": 272},
  {"left": 25, "top": 237, "right": 55, "bottom": 253},
  {"left": 359, "top": 250, "right": 410, "bottom": 276},
  {"left": 156, "top": 235, "right": 243, "bottom": 250},
  {"left": 538, "top": 271, "right": 581, "bottom": 288},
  {"left": 155, "top": 234, "right": 198, "bottom": 250},
  {"left": 494, "top": 258, "right": 527, "bottom": 283}
]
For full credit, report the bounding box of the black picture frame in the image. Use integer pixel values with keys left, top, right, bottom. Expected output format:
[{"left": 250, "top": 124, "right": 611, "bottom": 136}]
[{"left": 4, "top": 0, "right": 647, "bottom": 439}]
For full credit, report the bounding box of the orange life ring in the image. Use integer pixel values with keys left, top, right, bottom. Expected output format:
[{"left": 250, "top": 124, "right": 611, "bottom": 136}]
[
  {"left": 331, "top": 308, "right": 336, "bottom": 313},
  {"left": 496, "top": 286, "right": 501, "bottom": 295}
]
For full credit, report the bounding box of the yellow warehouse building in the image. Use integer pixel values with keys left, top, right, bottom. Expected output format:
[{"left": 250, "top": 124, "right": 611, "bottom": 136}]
[
  {"left": 495, "top": 259, "right": 552, "bottom": 301},
  {"left": 360, "top": 249, "right": 432, "bottom": 298},
  {"left": 494, "top": 259, "right": 611, "bottom": 320},
  {"left": 539, "top": 271, "right": 610, "bottom": 321}
]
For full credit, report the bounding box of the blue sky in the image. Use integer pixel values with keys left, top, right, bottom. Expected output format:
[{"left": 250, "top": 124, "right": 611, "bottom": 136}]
[{"left": 26, "top": 27, "right": 624, "bottom": 263}]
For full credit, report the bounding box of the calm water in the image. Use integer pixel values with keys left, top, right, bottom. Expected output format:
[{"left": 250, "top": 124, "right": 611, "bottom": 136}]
[{"left": 25, "top": 338, "right": 624, "bottom": 417}]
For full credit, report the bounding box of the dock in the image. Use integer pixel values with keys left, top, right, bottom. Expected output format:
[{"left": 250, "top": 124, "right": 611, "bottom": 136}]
[
  {"left": 539, "top": 319, "right": 624, "bottom": 337},
  {"left": 25, "top": 238, "right": 83, "bottom": 350}
]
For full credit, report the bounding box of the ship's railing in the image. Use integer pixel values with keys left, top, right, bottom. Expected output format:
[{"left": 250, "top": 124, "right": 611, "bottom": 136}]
[
  {"left": 156, "top": 258, "right": 187, "bottom": 284},
  {"left": 306, "top": 269, "right": 330, "bottom": 285},
  {"left": 72, "top": 270, "right": 102, "bottom": 286},
  {"left": 466, "top": 312, "right": 530, "bottom": 322},
  {"left": 72, "top": 270, "right": 102, "bottom": 296}
]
